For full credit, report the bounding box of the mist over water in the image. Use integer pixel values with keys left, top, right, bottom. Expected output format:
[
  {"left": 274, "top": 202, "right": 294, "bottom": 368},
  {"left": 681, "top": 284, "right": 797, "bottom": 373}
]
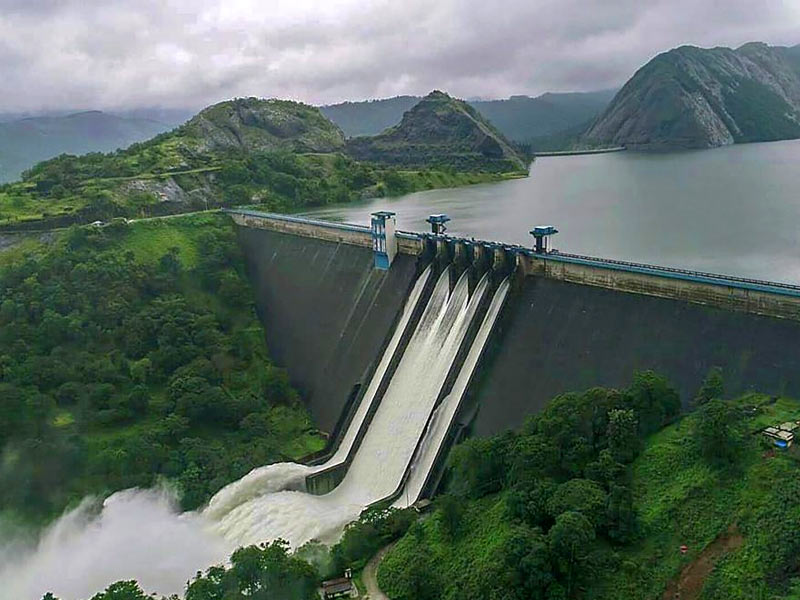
[{"left": 0, "top": 489, "right": 232, "bottom": 600}]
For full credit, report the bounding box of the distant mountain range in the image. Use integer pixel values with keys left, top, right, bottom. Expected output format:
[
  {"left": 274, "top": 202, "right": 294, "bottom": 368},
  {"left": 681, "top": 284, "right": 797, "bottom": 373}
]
[
  {"left": 583, "top": 42, "right": 800, "bottom": 150},
  {"left": 0, "top": 111, "right": 183, "bottom": 183},
  {"left": 0, "top": 91, "right": 606, "bottom": 183},
  {"left": 321, "top": 90, "right": 615, "bottom": 143}
]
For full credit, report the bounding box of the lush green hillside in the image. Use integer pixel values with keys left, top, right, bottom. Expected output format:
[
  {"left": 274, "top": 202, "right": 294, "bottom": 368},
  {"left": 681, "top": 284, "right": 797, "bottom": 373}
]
[
  {"left": 346, "top": 91, "right": 528, "bottom": 173},
  {"left": 0, "top": 96, "right": 522, "bottom": 231},
  {"left": 0, "top": 213, "right": 324, "bottom": 523},
  {"left": 378, "top": 376, "right": 800, "bottom": 600},
  {"left": 0, "top": 111, "right": 173, "bottom": 184},
  {"left": 583, "top": 42, "right": 800, "bottom": 150},
  {"left": 586, "top": 394, "right": 800, "bottom": 600},
  {"left": 41, "top": 370, "right": 800, "bottom": 600},
  {"left": 182, "top": 98, "right": 346, "bottom": 154}
]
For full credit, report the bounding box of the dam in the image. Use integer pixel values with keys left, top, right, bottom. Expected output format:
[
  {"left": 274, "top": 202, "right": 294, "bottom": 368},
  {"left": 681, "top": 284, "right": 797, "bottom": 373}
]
[
  {"left": 204, "top": 207, "right": 800, "bottom": 548},
  {"left": 9, "top": 206, "right": 800, "bottom": 600}
]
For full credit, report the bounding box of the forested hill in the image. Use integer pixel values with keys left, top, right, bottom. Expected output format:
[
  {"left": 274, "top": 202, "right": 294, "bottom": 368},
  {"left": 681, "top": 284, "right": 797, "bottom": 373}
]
[
  {"left": 0, "top": 111, "right": 174, "bottom": 184},
  {"left": 180, "top": 98, "right": 346, "bottom": 153},
  {"left": 321, "top": 90, "right": 614, "bottom": 142},
  {"left": 345, "top": 91, "right": 529, "bottom": 173},
  {"left": 583, "top": 42, "right": 800, "bottom": 150},
  {"left": 0, "top": 95, "right": 520, "bottom": 231},
  {"left": 378, "top": 377, "right": 800, "bottom": 600},
  {"left": 470, "top": 90, "right": 616, "bottom": 143}
]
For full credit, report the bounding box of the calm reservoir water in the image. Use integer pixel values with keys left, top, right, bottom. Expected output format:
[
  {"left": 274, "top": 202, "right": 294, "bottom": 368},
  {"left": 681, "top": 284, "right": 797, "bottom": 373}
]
[{"left": 304, "top": 139, "right": 800, "bottom": 285}]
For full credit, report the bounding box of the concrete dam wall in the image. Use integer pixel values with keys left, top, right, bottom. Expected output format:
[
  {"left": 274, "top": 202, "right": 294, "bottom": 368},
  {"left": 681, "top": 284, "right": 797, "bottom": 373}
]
[
  {"left": 472, "top": 276, "right": 800, "bottom": 436},
  {"left": 236, "top": 225, "right": 418, "bottom": 432},
  {"left": 231, "top": 208, "right": 800, "bottom": 451}
]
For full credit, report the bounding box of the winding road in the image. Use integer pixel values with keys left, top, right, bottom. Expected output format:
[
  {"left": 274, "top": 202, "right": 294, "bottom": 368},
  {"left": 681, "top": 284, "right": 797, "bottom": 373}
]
[{"left": 361, "top": 542, "right": 397, "bottom": 600}]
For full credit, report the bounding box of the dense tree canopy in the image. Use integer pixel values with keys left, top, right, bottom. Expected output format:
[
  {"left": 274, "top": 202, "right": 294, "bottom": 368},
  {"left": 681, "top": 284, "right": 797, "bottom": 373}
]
[
  {"left": 0, "top": 215, "right": 320, "bottom": 521},
  {"left": 381, "top": 372, "right": 682, "bottom": 599}
]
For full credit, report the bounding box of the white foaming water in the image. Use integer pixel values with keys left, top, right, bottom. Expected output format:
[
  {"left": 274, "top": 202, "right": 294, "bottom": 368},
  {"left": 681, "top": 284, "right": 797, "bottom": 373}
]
[
  {"left": 0, "top": 488, "right": 232, "bottom": 600},
  {"left": 2, "top": 265, "right": 498, "bottom": 600},
  {"left": 398, "top": 277, "right": 509, "bottom": 506},
  {"left": 203, "top": 264, "right": 433, "bottom": 529},
  {"left": 208, "top": 266, "right": 483, "bottom": 548}
]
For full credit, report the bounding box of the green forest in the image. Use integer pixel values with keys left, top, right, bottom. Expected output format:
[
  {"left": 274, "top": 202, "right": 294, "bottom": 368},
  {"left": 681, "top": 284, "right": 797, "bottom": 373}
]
[
  {"left": 0, "top": 147, "right": 505, "bottom": 230},
  {"left": 0, "top": 213, "right": 324, "bottom": 524}
]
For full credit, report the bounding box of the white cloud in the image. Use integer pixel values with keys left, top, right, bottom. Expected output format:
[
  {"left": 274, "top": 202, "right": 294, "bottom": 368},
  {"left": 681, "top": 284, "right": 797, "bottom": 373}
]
[{"left": 0, "top": 0, "right": 797, "bottom": 111}]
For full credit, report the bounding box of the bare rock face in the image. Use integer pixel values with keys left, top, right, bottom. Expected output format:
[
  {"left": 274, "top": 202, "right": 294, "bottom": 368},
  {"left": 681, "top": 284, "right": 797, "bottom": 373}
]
[
  {"left": 583, "top": 43, "right": 800, "bottom": 150},
  {"left": 182, "top": 98, "right": 346, "bottom": 154},
  {"left": 345, "top": 91, "right": 528, "bottom": 173}
]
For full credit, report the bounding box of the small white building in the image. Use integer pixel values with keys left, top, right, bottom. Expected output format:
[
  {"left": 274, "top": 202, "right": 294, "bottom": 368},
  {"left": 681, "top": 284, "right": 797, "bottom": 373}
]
[{"left": 762, "top": 421, "right": 799, "bottom": 448}]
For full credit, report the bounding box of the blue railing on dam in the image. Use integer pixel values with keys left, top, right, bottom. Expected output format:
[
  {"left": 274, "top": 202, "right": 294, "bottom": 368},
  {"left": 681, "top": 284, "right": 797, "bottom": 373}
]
[
  {"left": 537, "top": 251, "right": 800, "bottom": 299},
  {"left": 411, "top": 230, "right": 800, "bottom": 299},
  {"left": 226, "top": 208, "right": 800, "bottom": 300}
]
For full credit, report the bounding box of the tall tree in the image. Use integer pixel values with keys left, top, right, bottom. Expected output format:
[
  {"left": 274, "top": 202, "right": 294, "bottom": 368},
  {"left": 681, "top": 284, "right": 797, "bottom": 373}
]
[
  {"left": 693, "top": 398, "right": 742, "bottom": 467},
  {"left": 694, "top": 366, "right": 725, "bottom": 407}
]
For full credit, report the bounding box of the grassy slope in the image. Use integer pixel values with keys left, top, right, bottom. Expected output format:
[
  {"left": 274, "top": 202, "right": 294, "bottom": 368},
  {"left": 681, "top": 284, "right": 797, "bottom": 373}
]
[
  {"left": 590, "top": 394, "right": 800, "bottom": 600},
  {"left": 0, "top": 154, "right": 518, "bottom": 229},
  {"left": 379, "top": 496, "right": 516, "bottom": 599},
  {"left": 379, "top": 394, "right": 800, "bottom": 600}
]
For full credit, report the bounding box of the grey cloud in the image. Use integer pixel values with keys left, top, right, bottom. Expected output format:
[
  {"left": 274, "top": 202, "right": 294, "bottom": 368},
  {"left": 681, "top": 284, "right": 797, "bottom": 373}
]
[{"left": 0, "top": 0, "right": 797, "bottom": 112}]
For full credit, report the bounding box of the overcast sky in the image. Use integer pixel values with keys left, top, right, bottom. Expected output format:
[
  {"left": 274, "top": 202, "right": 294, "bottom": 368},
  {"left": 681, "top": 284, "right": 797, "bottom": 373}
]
[{"left": 1, "top": 0, "right": 798, "bottom": 112}]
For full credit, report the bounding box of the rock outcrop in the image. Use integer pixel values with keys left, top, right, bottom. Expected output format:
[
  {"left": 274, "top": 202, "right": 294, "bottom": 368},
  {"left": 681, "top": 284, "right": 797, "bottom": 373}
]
[{"left": 583, "top": 42, "right": 800, "bottom": 150}]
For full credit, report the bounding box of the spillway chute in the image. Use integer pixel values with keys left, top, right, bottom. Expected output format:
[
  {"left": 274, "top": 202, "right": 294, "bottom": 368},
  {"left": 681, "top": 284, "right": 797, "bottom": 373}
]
[{"left": 204, "top": 264, "right": 511, "bottom": 550}]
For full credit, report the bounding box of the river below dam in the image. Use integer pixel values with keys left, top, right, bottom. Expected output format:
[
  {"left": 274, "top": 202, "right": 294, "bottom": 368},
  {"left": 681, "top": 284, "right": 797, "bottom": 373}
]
[{"left": 303, "top": 138, "right": 800, "bottom": 285}]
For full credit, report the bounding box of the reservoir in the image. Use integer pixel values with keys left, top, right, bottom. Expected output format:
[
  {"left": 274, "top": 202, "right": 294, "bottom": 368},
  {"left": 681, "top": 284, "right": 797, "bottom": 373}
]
[{"left": 304, "top": 139, "right": 800, "bottom": 284}]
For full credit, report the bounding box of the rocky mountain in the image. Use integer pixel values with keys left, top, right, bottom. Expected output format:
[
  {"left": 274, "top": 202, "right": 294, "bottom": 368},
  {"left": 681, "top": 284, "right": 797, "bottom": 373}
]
[
  {"left": 180, "top": 97, "right": 345, "bottom": 154},
  {"left": 583, "top": 42, "right": 800, "bottom": 150},
  {"left": 345, "top": 91, "right": 528, "bottom": 173},
  {"left": 0, "top": 111, "right": 172, "bottom": 183},
  {"left": 322, "top": 90, "right": 614, "bottom": 143}
]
